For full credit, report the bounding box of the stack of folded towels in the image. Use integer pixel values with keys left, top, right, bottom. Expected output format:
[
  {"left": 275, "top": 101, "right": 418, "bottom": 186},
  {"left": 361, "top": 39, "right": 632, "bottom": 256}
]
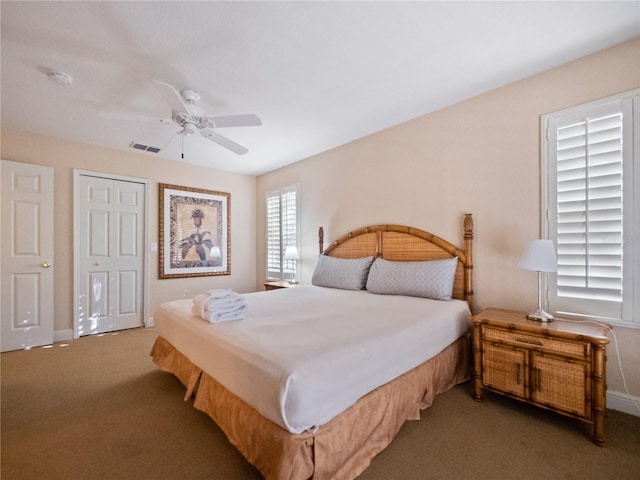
[{"left": 192, "top": 289, "right": 248, "bottom": 323}]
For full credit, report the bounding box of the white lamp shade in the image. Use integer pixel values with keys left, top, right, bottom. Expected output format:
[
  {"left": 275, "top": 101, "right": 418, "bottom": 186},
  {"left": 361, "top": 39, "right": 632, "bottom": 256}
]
[
  {"left": 209, "top": 246, "right": 221, "bottom": 258},
  {"left": 283, "top": 246, "right": 300, "bottom": 260},
  {"left": 518, "top": 239, "right": 557, "bottom": 273}
]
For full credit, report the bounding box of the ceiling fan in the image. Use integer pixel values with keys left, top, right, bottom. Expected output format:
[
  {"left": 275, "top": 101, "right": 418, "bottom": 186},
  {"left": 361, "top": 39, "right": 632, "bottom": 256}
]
[{"left": 102, "top": 80, "right": 261, "bottom": 155}]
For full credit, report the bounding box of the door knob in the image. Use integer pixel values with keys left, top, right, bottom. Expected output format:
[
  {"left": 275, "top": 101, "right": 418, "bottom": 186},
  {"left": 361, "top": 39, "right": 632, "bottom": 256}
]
[{"left": 41, "top": 261, "right": 51, "bottom": 268}]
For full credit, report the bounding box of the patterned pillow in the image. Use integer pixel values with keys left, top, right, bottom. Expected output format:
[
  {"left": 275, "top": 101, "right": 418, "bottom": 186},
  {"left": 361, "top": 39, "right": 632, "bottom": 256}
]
[
  {"left": 366, "top": 257, "right": 458, "bottom": 300},
  {"left": 311, "top": 255, "right": 375, "bottom": 290}
]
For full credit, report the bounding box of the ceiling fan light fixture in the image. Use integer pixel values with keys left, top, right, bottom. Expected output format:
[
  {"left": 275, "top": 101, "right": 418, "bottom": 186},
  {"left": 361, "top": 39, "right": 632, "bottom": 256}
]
[{"left": 183, "top": 122, "right": 198, "bottom": 136}]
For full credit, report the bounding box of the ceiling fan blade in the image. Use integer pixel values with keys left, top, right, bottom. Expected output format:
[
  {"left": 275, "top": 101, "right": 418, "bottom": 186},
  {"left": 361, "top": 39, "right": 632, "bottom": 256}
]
[
  {"left": 99, "top": 111, "right": 174, "bottom": 125},
  {"left": 152, "top": 80, "right": 190, "bottom": 116},
  {"left": 200, "top": 129, "right": 249, "bottom": 155},
  {"left": 207, "top": 114, "right": 262, "bottom": 128}
]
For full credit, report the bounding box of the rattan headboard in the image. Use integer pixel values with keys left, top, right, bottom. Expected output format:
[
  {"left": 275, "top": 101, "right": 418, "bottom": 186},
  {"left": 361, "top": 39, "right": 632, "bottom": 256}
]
[{"left": 318, "top": 214, "right": 474, "bottom": 307}]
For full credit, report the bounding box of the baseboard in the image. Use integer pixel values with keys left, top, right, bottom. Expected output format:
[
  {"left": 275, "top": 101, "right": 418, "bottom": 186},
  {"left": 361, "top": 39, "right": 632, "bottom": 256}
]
[
  {"left": 146, "top": 316, "right": 155, "bottom": 327},
  {"left": 607, "top": 390, "right": 640, "bottom": 417},
  {"left": 53, "top": 329, "right": 73, "bottom": 343}
]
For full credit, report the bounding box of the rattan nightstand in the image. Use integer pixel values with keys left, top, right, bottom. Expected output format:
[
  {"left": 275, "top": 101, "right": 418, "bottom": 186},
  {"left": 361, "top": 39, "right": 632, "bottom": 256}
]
[
  {"left": 263, "top": 280, "right": 299, "bottom": 291},
  {"left": 471, "top": 308, "right": 610, "bottom": 445}
]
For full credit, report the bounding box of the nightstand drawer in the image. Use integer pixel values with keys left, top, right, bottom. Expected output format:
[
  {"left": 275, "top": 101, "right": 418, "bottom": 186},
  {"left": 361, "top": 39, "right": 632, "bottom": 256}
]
[{"left": 483, "top": 326, "right": 588, "bottom": 358}]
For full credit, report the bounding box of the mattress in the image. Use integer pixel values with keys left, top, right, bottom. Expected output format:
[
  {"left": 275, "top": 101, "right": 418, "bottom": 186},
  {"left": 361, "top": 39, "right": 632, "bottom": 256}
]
[{"left": 153, "top": 285, "right": 470, "bottom": 433}]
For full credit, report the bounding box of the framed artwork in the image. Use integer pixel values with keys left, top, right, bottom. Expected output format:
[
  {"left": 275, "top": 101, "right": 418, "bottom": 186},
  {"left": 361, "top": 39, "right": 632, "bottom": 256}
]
[{"left": 159, "top": 183, "right": 230, "bottom": 279}]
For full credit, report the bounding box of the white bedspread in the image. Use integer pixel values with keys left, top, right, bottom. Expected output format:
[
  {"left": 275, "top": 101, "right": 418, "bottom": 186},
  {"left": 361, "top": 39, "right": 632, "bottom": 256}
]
[{"left": 153, "top": 285, "right": 470, "bottom": 434}]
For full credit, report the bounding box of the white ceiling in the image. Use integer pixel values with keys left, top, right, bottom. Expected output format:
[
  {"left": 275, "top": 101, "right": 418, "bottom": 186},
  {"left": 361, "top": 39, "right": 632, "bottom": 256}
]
[{"left": 2, "top": 2, "right": 638, "bottom": 176}]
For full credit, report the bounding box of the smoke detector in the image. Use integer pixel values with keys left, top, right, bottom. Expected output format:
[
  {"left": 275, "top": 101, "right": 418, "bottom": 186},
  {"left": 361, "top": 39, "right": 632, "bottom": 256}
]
[{"left": 49, "top": 71, "right": 74, "bottom": 86}]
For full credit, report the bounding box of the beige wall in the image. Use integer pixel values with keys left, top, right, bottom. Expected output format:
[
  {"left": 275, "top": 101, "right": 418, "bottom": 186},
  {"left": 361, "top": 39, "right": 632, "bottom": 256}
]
[
  {"left": 256, "top": 38, "right": 640, "bottom": 401},
  {"left": 2, "top": 38, "right": 637, "bottom": 407},
  {"left": 1, "top": 130, "right": 257, "bottom": 334}
]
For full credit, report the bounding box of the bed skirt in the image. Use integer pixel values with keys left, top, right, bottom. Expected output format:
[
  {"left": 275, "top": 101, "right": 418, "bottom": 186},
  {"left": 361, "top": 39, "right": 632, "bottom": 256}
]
[{"left": 150, "top": 334, "right": 470, "bottom": 480}]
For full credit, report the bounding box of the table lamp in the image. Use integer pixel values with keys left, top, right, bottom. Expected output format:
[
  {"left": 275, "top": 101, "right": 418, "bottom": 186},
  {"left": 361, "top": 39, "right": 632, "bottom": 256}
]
[
  {"left": 518, "top": 239, "right": 557, "bottom": 322},
  {"left": 284, "top": 246, "right": 300, "bottom": 284}
]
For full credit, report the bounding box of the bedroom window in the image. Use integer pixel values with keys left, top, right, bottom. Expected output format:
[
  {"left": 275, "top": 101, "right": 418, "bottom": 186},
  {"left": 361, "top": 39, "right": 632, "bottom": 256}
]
[
  {"left": 266, "top": 184, "right": 299, "bottom": 281},
  {"left": 542, "top": 89, "right": 639, "bottom": 327}
]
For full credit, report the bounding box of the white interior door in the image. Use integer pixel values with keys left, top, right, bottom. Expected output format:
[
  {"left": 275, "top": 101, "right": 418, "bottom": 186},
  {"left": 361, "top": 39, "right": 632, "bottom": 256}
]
[
  {"left": 1, "top": 160, "right": 54, "bottom": 352},
  {"left": 77, "top": 174, "right": 145, "bottom": 336}
]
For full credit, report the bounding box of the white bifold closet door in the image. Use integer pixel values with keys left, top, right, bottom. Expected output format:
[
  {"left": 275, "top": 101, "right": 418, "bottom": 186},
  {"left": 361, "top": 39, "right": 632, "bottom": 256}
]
[{"left": 77, "top": 175, "right": 144, "bottom": 336}]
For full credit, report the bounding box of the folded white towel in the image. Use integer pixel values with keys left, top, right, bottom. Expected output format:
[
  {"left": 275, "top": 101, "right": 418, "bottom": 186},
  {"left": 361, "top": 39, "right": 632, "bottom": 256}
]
[
  {"left": 193, "top": 292, "right": 245, "bottom": 313},
  {"left": 205, "top": 289, "right": 238, "bottom": 299},
  {"left": 192, "top": 290, "right": 247, "bottom": 323},
  {"left": 191, "top": 303, "right": 247, "bottom": 323},
  {"left": 205, "top": 296, "right": 245, "bottom": 310}
]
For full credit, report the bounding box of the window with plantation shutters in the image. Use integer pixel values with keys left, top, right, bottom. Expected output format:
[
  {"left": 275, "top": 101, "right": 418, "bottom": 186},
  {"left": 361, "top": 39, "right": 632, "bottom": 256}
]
[
  {"left": 266, "top": 185, "right": 299, "bottom": 281},
  {"left": 543, "top": 90, "right": 639, "bottom": 326}
]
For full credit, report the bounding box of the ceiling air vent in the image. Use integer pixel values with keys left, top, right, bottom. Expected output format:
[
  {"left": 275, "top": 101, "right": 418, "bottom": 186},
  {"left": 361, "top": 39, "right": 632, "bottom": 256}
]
[{"left": 129, "top": 142, "right": 161, "bottom": 154}]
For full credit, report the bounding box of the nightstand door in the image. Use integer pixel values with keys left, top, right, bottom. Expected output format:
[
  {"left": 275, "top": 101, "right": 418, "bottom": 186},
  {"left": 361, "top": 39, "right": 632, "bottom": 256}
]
[
  {"left": 530, "top": 352, "right": 591, "bottom": 419},
  {"left": 482, "top": 342, "right": 527, "bottom": 399}
]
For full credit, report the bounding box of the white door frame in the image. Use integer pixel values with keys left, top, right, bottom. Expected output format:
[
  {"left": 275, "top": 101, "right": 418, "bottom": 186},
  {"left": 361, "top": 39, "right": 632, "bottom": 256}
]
[{"left": 73, "top": 169, "right": 149, "bottom": 339}]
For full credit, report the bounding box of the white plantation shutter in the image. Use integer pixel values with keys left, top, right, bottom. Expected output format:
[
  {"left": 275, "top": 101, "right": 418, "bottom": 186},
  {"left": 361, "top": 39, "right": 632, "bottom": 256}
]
[
  {"left": 281, "top": 185, "right": 298, "bottom": 256},
  {"left": 556, "top": 111, "right": 623, "bottom": 301},
  {"left": 266, "top": 191, "right": 282, "bottom": 279},
  {"left": 544, "top": 90, "right": 638, "bottom": 326},
  {"left": 265, "top": 185, "right": 299, "bottom": 280}
]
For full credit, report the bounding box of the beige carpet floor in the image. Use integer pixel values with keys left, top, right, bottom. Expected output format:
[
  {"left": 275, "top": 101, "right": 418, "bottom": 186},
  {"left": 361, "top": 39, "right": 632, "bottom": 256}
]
[{"left": 2, "top": 326, "right": 639, "bottom": 479}]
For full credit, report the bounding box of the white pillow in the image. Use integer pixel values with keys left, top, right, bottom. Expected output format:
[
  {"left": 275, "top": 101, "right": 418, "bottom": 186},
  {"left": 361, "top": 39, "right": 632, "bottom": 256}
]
[
  {"left": 366, "top": 257, "right": 458, "bottom": 300},
  {"left": 311, "top": 255, "right": 375, "bottom": 290}
]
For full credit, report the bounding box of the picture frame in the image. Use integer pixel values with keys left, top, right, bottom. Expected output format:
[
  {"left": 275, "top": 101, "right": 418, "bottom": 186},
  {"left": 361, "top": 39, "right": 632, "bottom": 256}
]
[{"left": 159, "top": 183, "right": 230, "bottom": 279}]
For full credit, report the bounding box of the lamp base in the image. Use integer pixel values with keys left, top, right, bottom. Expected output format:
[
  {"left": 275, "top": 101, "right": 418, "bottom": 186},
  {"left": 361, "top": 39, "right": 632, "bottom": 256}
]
[{"left": 526, "top": 308, "right": 554, "bottom": 322}]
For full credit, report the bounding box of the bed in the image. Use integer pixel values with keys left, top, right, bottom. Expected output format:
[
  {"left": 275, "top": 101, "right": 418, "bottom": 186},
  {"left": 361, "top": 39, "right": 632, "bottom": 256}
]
[{"left": 151, "top": 214, "right": 474, "bottom": 480}]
